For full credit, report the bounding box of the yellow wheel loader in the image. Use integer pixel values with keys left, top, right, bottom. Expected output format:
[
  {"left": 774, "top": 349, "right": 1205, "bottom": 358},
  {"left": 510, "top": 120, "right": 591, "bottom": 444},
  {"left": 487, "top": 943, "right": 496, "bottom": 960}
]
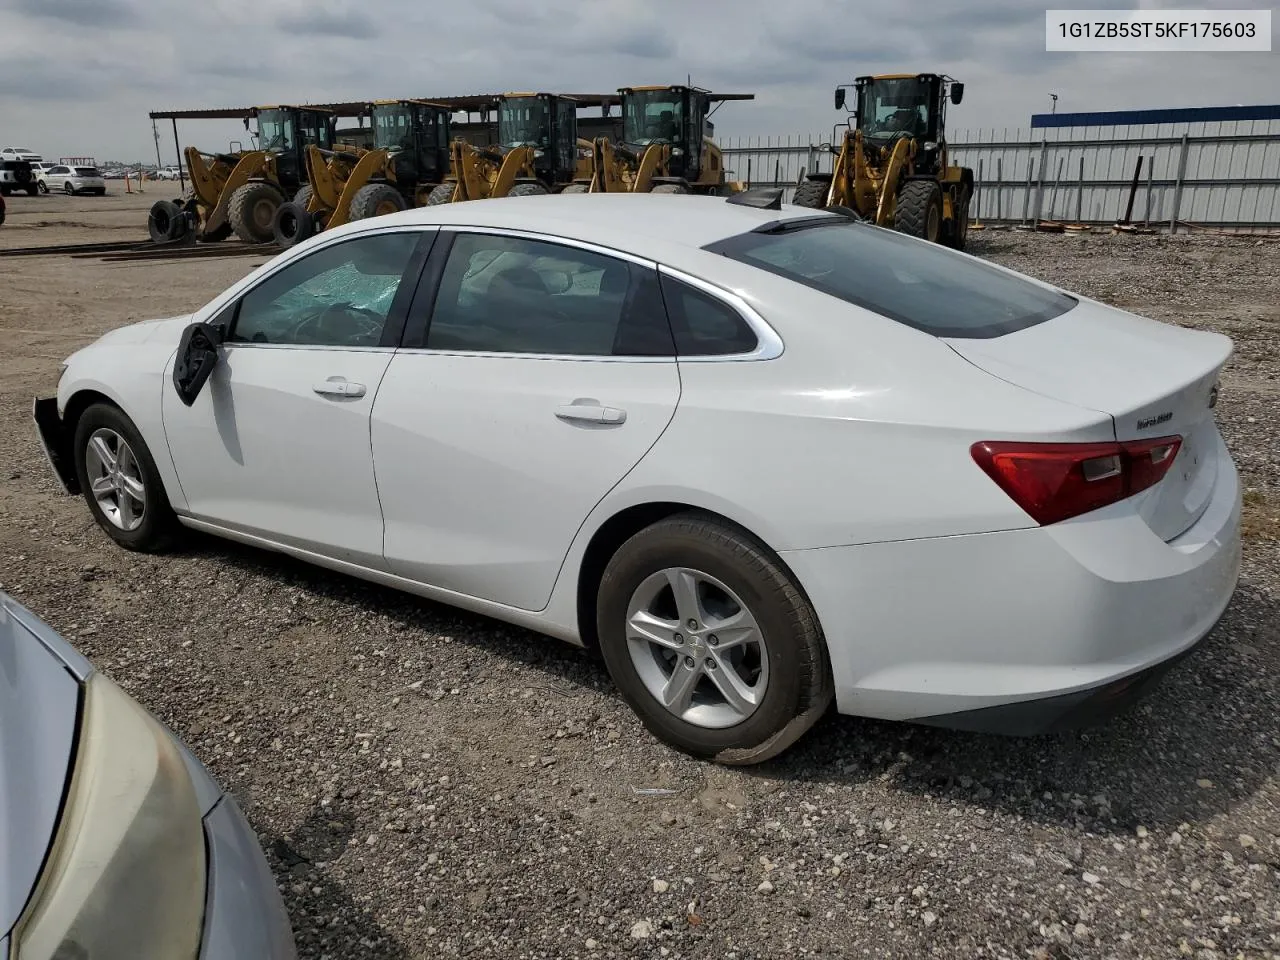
[
  {"left": 147, "top": 106, "right": 337, "bottom": 245},
  {"left": 272, "top": 99, "right": 454, "bottom": 248},
  {"left": 793, "top": 73, "right": 973, "bottom": 248},
  {"left": 589, "top": 86, "right": 752, "bottom": 195},
  {"left": 438, "top": 92, "right": 592, "bottom": 203}
]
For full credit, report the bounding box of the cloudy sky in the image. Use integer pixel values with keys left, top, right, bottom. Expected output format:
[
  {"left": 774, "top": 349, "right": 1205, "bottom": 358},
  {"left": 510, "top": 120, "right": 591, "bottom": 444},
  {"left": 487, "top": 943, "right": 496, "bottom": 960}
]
[{"left": 1, "top": 0, "right": 1276, "bottom": 163}]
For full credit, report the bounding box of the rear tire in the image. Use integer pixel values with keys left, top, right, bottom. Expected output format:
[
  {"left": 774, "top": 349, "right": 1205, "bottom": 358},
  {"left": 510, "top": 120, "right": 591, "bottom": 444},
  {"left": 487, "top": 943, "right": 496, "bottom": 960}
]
[
  {"left": 791, "top": 178, "right": 830, "bottom": 209},
  {"left": 272, "top": 200, "right": 315, "bottom": 249},
  {"left": 650, "top": 183, "right": 689, "bottom": 194},
  {"left": 596, "top": 513, "right": 833, "bottom": 765},
  {"left": 63, "top": 183, "right": 75, "bottom": 196},
  {"left": 426, "top": 182, "right": 455, "bottom": 205},
  {"left": 26, "top": 185, "right": 39, "bottom": 197},
  {"left": 894, "top": 179, "right": 943, "bottom": 243},
  {"left": 73, "top": 403, "right": 181, "bottom": 553},
  {"left": 349, "top": 182, "right": 408, "bottom": 220},
  {"left": 227, "top": 181, "right": 284, "bottom": 244},
  {"left": 148, "top": 200, "right": 186, "bottom": 243},
  {"left": 507, "top": 182, "right": 549, "bottom": 197},
  {"left": 945, "top": 184, "right": 971, "bottom": 251}
]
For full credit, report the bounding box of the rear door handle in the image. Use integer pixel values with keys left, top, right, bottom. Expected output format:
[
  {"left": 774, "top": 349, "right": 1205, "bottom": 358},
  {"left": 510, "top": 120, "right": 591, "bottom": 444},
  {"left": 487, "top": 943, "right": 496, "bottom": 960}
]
[
  {"left": 555, "top": 400, "right": 626, "bottom": 425},
  {"left": 313, "top": 377, "right": 366, "bottom": 398}
]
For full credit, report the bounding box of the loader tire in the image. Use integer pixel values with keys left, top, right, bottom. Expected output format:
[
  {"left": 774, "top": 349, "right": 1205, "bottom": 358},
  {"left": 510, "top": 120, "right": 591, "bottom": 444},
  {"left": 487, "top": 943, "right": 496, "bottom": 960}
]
[
  {"left": 147, "top": 200, "right": 186, "bottom": 243},
  {"left": 560, "top": 183, "right": 590, "bottom": 194},
  {"left": 426, "top": 183, "right": 456, "bottom": 205},
  {"left": 791, "top": 177, "right": 830, "bottom": 209},
  {"left": 228, "top": 181, "right": 284, "bottom": 244},
  {"left": 293, "top": 185, "right": 314, "bottom": 209},
  {"left": 650, "top": 183, "right": 689, "bottom": 194},
  {"left": 944, "top": 184, "right": 971, "bottom": 251},
  {"left": 349, "top": 182, "right": 408, "bottom": 220},
  {"left": 507, "top": 182, "right": 549, "bottom": 197},
  {"left": 272, "top": 201, "right": 315, "bottom": 249},
  {"left": 894, "top": 179, "right": 943, "bottom": 244}
]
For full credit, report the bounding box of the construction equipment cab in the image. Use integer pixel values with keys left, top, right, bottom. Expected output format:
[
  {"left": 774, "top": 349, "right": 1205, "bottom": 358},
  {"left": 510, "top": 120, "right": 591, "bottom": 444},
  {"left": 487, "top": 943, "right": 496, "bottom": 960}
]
[
  {"left": 592, "top": 86, "right": 750, "bottom": 194},
  {"left": 274, "top": 99, "right": 453, "bottom": 247},
  {"left": 444, "top": 93, "right": 584, "bottom": 202},
  {"left": 151, "top": 105, "right": 336, "bottom": 245},
  {"left": 793, "top": 73, "right": 973, "bottom": 249}
]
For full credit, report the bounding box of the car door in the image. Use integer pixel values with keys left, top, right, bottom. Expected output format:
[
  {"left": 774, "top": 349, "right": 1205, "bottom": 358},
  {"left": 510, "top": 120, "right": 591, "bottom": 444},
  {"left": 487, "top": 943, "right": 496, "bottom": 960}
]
[
  {"left": 371, "top": 228, "right": 682, "bottom": 611},
  {"left": 162, "top": 227, "right": 432, "bottom": 568}
]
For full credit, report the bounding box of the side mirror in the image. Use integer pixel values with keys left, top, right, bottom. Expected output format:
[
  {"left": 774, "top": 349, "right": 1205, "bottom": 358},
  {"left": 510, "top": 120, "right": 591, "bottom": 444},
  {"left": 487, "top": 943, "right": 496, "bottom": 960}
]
[
  {"left": 172, "top": 322, "right": 224, "bottom": 406},
  {"left": 834, "top": 88, "right": 847, "bottom": 111},
  {"left": 950, "top": 83, "right": 965, "bottom": 105}
]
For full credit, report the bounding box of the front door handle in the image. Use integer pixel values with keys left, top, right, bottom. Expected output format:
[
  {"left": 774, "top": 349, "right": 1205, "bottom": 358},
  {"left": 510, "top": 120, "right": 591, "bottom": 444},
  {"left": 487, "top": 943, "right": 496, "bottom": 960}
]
[
  {"left": 555, "top": 400, "right": 626, "bottom": 425},
  {"left": 313, "top": 377, "right": 366, "bottom": 398}
]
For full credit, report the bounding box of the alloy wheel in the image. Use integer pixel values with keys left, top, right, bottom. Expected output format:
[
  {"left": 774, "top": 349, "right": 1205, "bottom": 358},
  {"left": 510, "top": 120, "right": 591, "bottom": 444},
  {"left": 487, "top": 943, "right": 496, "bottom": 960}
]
[{"left": 84, "top": 428, "right": 146, "bottom": 531}]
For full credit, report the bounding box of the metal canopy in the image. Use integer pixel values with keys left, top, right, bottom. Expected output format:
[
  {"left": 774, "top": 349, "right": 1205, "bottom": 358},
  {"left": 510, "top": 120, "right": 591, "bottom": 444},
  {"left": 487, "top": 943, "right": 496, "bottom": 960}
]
[{"left": 147, "top": 92, "right": 627, "bottom": 121}]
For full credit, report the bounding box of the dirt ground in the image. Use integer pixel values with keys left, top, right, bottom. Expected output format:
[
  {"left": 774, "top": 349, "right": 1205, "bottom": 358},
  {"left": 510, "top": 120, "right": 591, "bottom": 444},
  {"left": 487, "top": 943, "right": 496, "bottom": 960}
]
[{"left": 1, "top": 190, "right": 1277, "bottom": 960}]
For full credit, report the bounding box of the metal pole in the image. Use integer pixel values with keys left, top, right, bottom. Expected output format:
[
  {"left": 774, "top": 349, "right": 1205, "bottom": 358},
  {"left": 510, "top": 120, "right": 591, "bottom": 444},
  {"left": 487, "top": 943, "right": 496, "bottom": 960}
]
[
  {"left": 746, "top": 157, "right": 752, "bottom": 189},
  {"left": 1076, "top": 155, "right": 1084, "bottom": 223},
  {"left": 152, "top": 118, "right": 163, "bottom": 171},
  {"left": 1032, "top": 139, "right": 1048, "bottom": 222},
  {"left": 171, "top": 118, "right": 184, "bottom": 191},
  {"left": 996, "top": 158, "right": 1003, "bottom": 221},
  {"left": 1170, "top": 133, "right": 1190, "bottom": 234},
  {"left": 1152, "top": 156, "right": 1162, "bottom": 227},
  {"left": 1023, "top": 157, "right": 1035, "bottom": 224},
  {"left": 1121, "top": 154, "right": 1143, "bottom": 224},
  {"left": 1048, "top": 156, "right": 1064, "bottom": 221}
]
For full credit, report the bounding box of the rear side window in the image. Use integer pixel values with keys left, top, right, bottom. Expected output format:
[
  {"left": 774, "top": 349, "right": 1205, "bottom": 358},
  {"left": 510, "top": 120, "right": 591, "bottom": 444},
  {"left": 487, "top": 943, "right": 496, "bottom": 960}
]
[
  {"left": 659, "top": 275, "right": 759, "bottom": 356},
  {"left": 704, "top": 220, "right": 1076, "bottom": 339}
]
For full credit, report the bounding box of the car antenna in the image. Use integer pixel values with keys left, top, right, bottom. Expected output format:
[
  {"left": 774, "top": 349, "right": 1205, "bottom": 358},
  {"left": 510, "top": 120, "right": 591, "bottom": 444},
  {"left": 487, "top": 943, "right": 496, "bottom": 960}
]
[{"left": 726, "top": 187, "right": 783, "bottom": 210}]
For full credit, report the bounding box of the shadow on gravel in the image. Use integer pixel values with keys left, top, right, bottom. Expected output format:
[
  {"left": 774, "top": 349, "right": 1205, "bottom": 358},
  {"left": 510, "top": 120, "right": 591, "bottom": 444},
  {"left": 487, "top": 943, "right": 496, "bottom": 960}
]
[
  {"left": 758, "top": 581, "right": 1279, "bottom": 835},
  {"left": 195, "top": 534, "right": 1276, "bottom": 836},
  {"left": 261, "top": 802, "right": 411, "bottom": 960}
]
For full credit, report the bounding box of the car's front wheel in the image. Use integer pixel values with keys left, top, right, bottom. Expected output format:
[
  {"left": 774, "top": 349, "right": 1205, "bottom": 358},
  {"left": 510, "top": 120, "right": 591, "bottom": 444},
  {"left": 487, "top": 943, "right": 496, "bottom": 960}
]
[
  {"left": 597, "top": 513, "right": 833, "bottom": 765},
  {"left": 73, "top": 403, "right": 180, "bottom": 552}
]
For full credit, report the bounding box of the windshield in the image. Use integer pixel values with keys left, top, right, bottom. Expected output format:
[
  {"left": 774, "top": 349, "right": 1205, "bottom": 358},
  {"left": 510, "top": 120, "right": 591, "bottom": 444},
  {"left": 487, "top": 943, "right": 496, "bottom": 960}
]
[
  {"left": 704, "top": 219, "right": 1076, "bottom": 339},
  {"left": 623, "top": 90, "right": 683, "bottom": 145},
  {"left": 857, "top": 78, "right": 932, "bottom": 140},
  {"left": 373, "top": 105, "right": 414, "bottom": 151},
  {"left": 256, "top": 110, "right": 295, "bottom": 152},
  {"left": 498, "top": 98, "right": 550, "bottom": 148}
]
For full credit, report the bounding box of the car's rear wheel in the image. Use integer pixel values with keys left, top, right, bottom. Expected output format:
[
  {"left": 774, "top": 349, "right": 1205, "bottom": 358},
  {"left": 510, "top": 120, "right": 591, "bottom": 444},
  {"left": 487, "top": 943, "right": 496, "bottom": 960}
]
[
  {"left": 73, "top": 403, "right": 180, "bottom": 552},
  {"left": 596, "top": 513, "right": 833, "bottom": 764},
  {"left": 63, "top": 183, "right": 75, "bottom": 195}
]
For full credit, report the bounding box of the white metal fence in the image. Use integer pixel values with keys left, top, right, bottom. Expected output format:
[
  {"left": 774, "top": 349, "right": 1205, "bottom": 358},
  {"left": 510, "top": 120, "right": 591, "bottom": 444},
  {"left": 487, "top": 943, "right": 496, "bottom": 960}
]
[{"left": 720, "top": 117, "right": 1280, "bottom": 232}]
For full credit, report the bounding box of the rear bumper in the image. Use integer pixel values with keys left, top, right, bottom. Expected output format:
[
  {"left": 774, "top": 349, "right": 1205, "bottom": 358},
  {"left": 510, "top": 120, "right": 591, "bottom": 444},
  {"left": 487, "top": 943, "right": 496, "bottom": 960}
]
[
  {"left": 781, "top": 432, "right": 1242, "bottom": 730},
  {"left": 32, "top": 396, "right": 78, "bottom": 494}
]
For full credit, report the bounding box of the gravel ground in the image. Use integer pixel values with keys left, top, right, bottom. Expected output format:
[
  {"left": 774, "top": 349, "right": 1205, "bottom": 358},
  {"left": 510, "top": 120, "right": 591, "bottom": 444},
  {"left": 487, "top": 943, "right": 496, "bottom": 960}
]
[{"left": 1, "top": 195, "right": 1277, "bottom": 959}]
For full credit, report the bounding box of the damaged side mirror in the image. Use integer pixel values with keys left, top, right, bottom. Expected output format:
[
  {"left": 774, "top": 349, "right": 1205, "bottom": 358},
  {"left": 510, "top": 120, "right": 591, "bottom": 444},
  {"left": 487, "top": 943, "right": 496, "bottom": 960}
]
[{"left": 172, "top": 322, "right": 224, "bottom": 406}]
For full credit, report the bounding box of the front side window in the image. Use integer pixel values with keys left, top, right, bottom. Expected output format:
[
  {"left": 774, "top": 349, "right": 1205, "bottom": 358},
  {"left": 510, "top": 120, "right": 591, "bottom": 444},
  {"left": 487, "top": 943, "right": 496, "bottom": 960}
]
[
  {"left": 230, "top": 232, "right": 421, "bottom": 347},
  {"left": 425, "top": 233, "right": 673, "bottom": 357},
  {"left": 705, "top": 220, "right": 1076, "bottom": 339}
]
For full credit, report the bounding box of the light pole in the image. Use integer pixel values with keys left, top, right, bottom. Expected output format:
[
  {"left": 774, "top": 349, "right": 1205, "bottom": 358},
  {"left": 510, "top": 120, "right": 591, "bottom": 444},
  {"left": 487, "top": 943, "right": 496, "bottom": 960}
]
[{"left": 1049, "top": 93, "right": 1059, "bottom": 114}]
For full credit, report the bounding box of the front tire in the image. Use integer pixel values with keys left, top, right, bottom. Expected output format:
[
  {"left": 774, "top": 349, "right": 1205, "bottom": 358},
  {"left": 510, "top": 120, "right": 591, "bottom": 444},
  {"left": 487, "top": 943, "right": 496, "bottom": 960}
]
[
  {"left": 945, "top": 184, "right": 971, "bottom": 251},
  {"left": 791, "top": 177, "right": 830, "bottom": 209},
  {"left": 349, "top": 182, "right": 409, "bottom": 220},
  {"left": 73, "top": 403, "right": 180, "bottom": 552},
  {"left": 507, "top": 182, "right": 549, "bottom": 197},
  {"left": 596, "top": 513, "right": 833, "bottom": 765},
  {"left": 650, "top": 183, "right": 689, "bottom": 194},
  {"left": 426, "top": 182, "right": 456, "bottom": 205},
  {"left": 227, "top": 181, "right": 284, "bottom": 243},
  {"left": 894, "top": 179, "right": 943, "bottom": 243}
]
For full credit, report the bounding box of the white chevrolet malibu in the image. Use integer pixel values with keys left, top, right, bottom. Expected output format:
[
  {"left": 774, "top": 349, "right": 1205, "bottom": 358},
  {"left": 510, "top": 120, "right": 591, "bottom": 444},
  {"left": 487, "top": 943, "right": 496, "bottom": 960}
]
[{"left": 33, "top": 191, "right": 1241, "bottom": 764}]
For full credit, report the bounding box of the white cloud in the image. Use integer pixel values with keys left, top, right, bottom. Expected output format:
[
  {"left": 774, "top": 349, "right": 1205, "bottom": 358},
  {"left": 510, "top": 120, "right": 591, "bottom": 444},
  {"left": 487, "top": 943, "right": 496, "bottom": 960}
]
[{"left": 0, "top": 0, "right": 1275, "bottom": 163}]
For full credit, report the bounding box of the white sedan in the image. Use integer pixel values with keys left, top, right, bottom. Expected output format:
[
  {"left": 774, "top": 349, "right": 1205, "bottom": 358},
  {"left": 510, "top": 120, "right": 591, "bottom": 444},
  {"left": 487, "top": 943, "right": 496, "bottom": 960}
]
[{"left": 33, "top": 191, "right": 1241, "bottom": 763}]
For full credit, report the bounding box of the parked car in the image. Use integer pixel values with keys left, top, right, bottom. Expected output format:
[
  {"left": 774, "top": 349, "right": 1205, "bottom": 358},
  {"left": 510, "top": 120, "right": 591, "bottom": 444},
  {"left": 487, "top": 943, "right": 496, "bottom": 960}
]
[
  {"left": 1, "top": 146, "right": 42, "bottom": 162},
  {"left": 41, "top": 164, "right": 106, "bottom": 196},
  {"left": 0, "top": 159, "right": 38, "bottom": 196},
  {"left": 0, "top": 591, "right": 297, "bottom": 957},
  {"left": 32, "top": 192, "right": 1242, "bottom": 763}
]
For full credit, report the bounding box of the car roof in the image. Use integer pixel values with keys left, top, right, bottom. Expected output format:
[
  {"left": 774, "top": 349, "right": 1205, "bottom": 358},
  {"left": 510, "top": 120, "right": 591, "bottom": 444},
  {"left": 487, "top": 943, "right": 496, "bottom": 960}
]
[{"left": 366, "top": 193, "right": 837, "bottom": 261}]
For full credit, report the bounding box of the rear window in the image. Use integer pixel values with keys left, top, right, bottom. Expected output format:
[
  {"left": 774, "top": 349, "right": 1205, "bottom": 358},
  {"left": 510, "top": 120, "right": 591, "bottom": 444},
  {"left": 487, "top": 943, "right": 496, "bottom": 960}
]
[
  {"left": 75, "top": 167, "right": 100, "bottom": 177},
  {"left": 703, "top": 219, "right": 1076, "bottom": 339}
]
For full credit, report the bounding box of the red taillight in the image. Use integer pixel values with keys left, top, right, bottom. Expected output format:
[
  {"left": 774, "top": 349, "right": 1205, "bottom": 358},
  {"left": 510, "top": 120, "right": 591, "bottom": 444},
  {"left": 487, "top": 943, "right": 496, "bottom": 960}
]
[{"left": 971, "top": 435, "right": 1182, "bottom": 526}]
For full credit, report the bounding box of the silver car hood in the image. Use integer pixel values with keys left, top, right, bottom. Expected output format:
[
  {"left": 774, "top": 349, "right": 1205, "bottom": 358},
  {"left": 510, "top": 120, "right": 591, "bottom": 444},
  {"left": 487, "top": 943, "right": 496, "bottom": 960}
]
[{"left": 0, "top": 594, "right": 90, "bottom": 939}]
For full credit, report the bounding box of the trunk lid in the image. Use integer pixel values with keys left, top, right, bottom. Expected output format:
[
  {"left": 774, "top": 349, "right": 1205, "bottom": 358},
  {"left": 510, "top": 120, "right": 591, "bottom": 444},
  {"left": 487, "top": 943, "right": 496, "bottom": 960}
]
[{"left": 946, "top": 298, "right": 1231, "bottom": 541}]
